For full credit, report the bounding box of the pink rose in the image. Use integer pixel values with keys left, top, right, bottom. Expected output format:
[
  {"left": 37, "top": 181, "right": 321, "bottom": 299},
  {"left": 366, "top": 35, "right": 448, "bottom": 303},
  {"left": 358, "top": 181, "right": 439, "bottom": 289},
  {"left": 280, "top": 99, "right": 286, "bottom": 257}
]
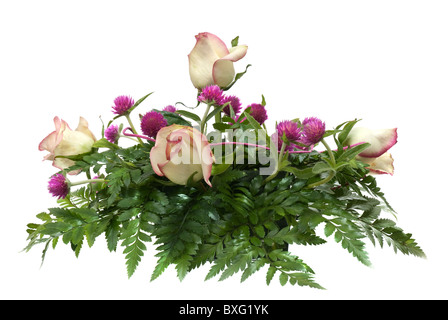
[
  {"left": 188, "top": 32, "right": 248, "bottom": 89},
  {"left": 150, "top": 125, "right": 215, "bottom": 186},
  {"left": 39, "top": 116, "right": 96, "bottom": 174},
  {"left": 346, "top": 127, "right": 398, "bottom": 175}
]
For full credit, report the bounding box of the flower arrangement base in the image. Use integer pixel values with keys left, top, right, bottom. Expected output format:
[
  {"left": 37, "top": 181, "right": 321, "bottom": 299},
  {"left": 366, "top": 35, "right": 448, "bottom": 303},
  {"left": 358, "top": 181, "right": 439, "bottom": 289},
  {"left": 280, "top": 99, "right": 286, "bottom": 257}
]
[{"left": 24, "top": 32, "right": 425, "bottom": 289}]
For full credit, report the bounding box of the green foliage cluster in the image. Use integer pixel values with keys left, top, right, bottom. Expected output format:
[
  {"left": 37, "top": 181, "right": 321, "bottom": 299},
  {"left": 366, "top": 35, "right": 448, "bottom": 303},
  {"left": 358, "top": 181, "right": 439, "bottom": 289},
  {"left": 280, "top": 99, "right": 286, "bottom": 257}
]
[{"left": 25, "top": 113, "right": 425, "bottom": 289}]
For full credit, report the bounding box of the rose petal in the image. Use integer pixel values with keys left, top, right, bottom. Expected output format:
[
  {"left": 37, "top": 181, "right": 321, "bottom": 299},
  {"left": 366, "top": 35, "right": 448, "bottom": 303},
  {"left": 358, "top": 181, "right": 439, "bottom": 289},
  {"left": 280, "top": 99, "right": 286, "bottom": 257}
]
[
  {"left": 38, "top": 117, "right": 70, "bottom": 155},
  {"left": 150, "top": 126, "right": 174, "bottom": 176},
  {"left": 212, "top": 45, "right": 248, "bottom": 88},
  {"left": 197, "top": 32, "right": 229, "bottom": 57},
  {"left": 357, "top": 152, "right": 395, "bottom": 175},
  {"left": 188, "top": 32, "right": 229, "bottom": 89},
  {"left": 166, "top": 128, "right": 193, "bottom": 164},
  {"left": 160, "top": 161, "right": 204, "bottom": 186},
  {"left": 346, "top": 127, "right": 398, "bottom": 158},
  {"left": 75, "top": 116, "right": 96, "bottom": 141},
  {"left": 191, "top": 128, "right": 215, "bottom": 187}
]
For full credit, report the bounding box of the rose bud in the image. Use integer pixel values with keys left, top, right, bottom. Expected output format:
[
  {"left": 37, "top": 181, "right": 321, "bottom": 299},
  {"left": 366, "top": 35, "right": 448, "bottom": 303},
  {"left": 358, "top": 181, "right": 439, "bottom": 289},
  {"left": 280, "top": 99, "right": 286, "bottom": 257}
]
[
  {"left": 188, "top": 32, "right": 248, "bottom": 89},
  {"left": 150, "top": 124, "right": 215, "bottom": 186},
  {"left": 39, "top": 116, "right": 96, "bottom": 174}
]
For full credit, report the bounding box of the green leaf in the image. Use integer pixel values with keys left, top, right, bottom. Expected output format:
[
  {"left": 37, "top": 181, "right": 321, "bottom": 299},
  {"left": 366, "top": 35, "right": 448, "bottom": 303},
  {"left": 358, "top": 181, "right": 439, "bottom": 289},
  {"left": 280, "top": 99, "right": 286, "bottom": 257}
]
[
  {"left": 127, "top": 92, "right": 153, "bottom": 114},
  {"left": 338, "top": 143, "right": 371, "bottom": 162},
  {"left": 117, "top": 208, "right": 140, "bottom": 221},
  {"left": 205, "top": 261, "right": 226, "bottom": 281},
  {"left": 84, "top": 223, "right": 96, "bottom": 247},
  {"left": 266, "top": 266, "right": 277, "bottom": 285},
  {"left": 145, "top": 201, "right": 166, "bottom": 215},
  {"left": 117, "top": 197, "right": 141, "bottom": 209},
  {"left": 205, "top": 104, "right": 226, "bottom": 123},
  {"left": 106, "top": 217, "right": 120, "bottom": 252},
  {"left": 175, "top": 110, "right": 201, "bottom": 123},
  {"left": 241, "top": 259, "right": 267, "bottom": 282},
  {"left": 279, "top": 272, "right": 288, "bottom": 286},
  {"left": 243, "top": 110, "right": 262, "bottom": 130},
  {"left": 261, "top": 94, "right": 267, "bottom": 106},
  {"left": 92, "top": 138, "right": 119, "bottom": 150},
  {"left": 71, "top": 226, "right": 84, "bottom": 245},
  {"left": 324, "top": 222, "right": 336, "bottom": 237},
  {"left": 372, "top": 218, "right": 396, "bottom": 228},
  {"left": 287, "top": 272, "right": 325, "bottom": 290},
  {"left": 282, "top": 166, "right": 316, "bottom": 179},
  {"left": 338, "top": 119, "right": 361, "bottom": 146},
  {"left": 231, "top": 36, "right": 239, "bottom": 47},
  {"left": 312, "top": 161, "right": 334, "bottom": 174},
  {"left": 211, "top": 163, "right": 231, "bottom": 176},
  {"left": 254, "top": 225, "right": 266, "bottom": 238},
  {"left": 175, "top": 254, "right": 193, "bottom": 281},
  {"left": 120, "top": 218, "right": 149, "bottom": 278},
  {"left": 213, "top": 122, "right": 232, "bottom": 131},
  {"left": 159, "top": 110, "right": 192, "bottom": 126},
  {"left": 151, "top": 255, "right": 170, "bottom": 281}
]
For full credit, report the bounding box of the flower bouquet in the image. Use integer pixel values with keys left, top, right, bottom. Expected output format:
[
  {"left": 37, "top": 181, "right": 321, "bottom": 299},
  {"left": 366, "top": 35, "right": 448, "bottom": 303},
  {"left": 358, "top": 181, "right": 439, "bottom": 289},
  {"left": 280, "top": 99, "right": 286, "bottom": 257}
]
[{"left": 25, "top": 32, "right": 425, "bottom": 289}]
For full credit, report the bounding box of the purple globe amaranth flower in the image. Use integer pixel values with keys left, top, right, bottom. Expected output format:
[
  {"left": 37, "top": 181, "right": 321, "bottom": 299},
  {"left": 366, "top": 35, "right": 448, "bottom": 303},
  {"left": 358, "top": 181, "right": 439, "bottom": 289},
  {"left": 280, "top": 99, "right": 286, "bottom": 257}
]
[
  {"left": 48, "top": 173, "right": 70, "bottom": 199},
  {"left": 163, "top": 105, "right": 177, "bottom": 113},
  {"left": 197, "top": 85, "right": 224, "bottom": 105},
  {"left": 301, "top": 117, "right": 326, "bottom": 145},
  {"left": 247, "top": 103, "right": 268, "bottom": 125},
  {"left": 221, "top": 95, "right": 242, "bottom": 116},
  {"left": 112, "top": 95, "right": 134, "bottom": 115},
  {"left": 141, "top": 111, "right": 168, "bottom": 138},
  {"left": 274, "top": 120, "right": 302, "bottom": 152},
  {"left": 105, "top": 125, "right": 120, "bottom": 144},
  {"left": 277, "top": 120, "right": 302, "bottom": 143}
]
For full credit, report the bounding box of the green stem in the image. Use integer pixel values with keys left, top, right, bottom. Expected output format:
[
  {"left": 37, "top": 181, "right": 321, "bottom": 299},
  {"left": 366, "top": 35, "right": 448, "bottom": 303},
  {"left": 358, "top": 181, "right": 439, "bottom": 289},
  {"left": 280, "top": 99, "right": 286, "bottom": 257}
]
[
  {"left": 277, "top": 142, "right": 287, "bottom": 167},
  {"left": 263, "top": 141, "right": 287, "bottom": 184},
  {"left": 214, "top": 107, "right": 222, "bottom": 143},
  {"left": 121, "top": 135, "right": 139, "bottom": 143},
  {"left": 307, "top": 138, "right": 336, "bottom": 189},
  {"left": 125, "top": 114, "right": 144, "bottom": 145},
  {"left": 70, "top": 179, "right": 106, "bottom": 187},
  {"left": 307, "top": 171, "right": 335, "bottom": 189},
  {"left": 214, "top": 108, "right": 222, "bottom": 124},
  {"left": 200, "top": 103, "right": 212, "bottom": 134},
  {"left": 321, "top": 138, "right": 336, "bottom": 166}
]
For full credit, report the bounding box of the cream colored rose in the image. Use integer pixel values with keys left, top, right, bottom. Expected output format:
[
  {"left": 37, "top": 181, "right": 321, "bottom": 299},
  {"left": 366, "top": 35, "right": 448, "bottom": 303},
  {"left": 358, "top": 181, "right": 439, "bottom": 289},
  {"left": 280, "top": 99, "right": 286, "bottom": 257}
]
[
  {"left": 39, "top": 116, "right": 96, "bottom": 174},
  {"left": 150, "top": 125, "right": 215, "bottom": 186},
  {"left": 188, "top": 32, "right": 248, "bottom": 89}
]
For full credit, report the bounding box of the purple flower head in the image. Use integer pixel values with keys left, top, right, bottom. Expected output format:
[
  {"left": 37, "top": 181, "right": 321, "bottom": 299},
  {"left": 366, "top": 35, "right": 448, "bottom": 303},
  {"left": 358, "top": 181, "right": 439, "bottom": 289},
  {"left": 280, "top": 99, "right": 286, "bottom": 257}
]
[
  {"left": 105, "top": 125, "right": 120, "bottom": 144},
  {"left": 301, "top": 117, "right": 326, "bottom": 145},
  {"left": 140, "top": 111, "right": 168, "bottom": 138},
  {"left": 221, "top": 95, "right": 242, "bottom": 116},
  {"left": 276, "top": 120, "right": 302, "bottom": 143},
  {"left": 112, "top": 95, "right": 135, "bottom": 116},
  {"left": 163, "top": 105, "right": 177, "bottom": 113},
  {"left": 48, "top": 173, "right": 70, "bottom": 199},
  {"left": 197, "top": 85, "right": 224, "bottom": 105},
  {"left": 247, "top": 103, "right": 268, "bottom": 125}
]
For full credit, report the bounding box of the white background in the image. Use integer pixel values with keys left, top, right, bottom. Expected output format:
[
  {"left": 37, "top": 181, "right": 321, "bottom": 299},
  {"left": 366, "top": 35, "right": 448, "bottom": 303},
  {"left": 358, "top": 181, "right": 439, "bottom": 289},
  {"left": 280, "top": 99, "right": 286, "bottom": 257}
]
[{"left": 1, "top": 0, "right": 447, "bottom": 300}]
